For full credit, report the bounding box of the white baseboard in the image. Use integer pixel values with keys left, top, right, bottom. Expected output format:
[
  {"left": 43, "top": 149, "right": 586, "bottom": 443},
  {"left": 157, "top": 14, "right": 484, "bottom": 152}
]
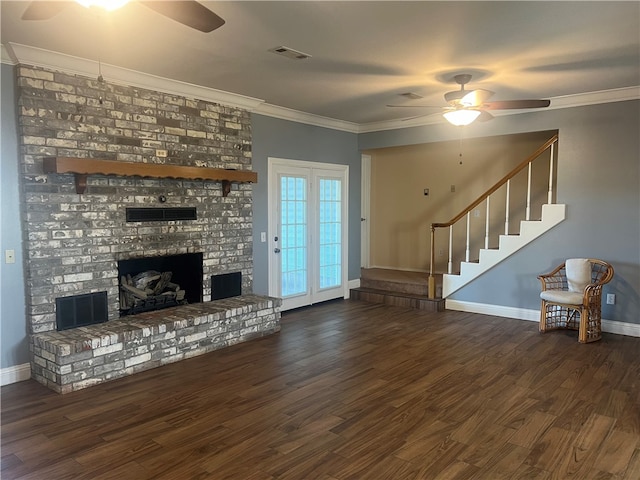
[
  {"left": 599, "top": 319, "right": 640, "bottom": 338},
  {"left": 445, "top": 299, "right": 640, "bottom": 338},
  {"left": 1, "top": 363, "right": 31, "bottom": 386}
]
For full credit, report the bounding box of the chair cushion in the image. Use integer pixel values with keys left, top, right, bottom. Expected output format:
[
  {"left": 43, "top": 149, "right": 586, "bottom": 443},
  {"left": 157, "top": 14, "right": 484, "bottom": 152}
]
[
  {"left": 566, "top": 258, "right": 591, "bottom": 293},
  {"left": 540, "top": 290, "right": 584, "bottom": 305}
]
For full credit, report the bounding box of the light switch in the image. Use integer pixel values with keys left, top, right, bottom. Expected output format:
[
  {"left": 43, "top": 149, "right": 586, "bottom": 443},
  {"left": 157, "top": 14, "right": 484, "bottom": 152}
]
[
  {"left": 260, "top": 232, "right": 266, "bottom": 242},
  {"left": 5, "top": 249, "right": 15, "bottom": 264}
]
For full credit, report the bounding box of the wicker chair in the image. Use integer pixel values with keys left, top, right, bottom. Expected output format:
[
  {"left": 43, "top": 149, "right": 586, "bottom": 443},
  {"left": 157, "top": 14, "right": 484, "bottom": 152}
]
[{"left": 538, "top": 258, "right": 614, "bottom": 343}]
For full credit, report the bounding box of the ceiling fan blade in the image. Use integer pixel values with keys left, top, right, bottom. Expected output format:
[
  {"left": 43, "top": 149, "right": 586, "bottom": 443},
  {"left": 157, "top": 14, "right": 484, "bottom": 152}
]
[
  {"left": 477, "top": 111, "right": 494, "bottom": 122},
  {"left": 21, "top": 1, "right": 68, "bottom": 20},
  {"left": 460, "top": 89, "right": 494, "bottom": 107},
  {"left": 484, "top": 99, "right": 551, "bottom": 110},
  {"left": 139, "top": 1, "right": 225, "bottom": 32},
  {"left": 444, "top": 90, "right": 464, "bottom": 104}
]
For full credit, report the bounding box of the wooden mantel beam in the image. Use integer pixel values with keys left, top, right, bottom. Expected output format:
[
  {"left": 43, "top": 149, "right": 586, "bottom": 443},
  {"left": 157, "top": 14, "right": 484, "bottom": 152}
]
[{"left": 43, "top": 157, "right": 257, "bottom": 196}]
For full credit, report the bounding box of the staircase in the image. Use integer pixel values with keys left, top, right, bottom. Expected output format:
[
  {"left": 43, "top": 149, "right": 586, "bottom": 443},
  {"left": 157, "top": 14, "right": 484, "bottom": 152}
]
[
  {"left": 442, "top": 203, "right": 565, "bottom": 297},
  {"left": 355, "top": 134, "right": 562, "bottom": 309},
  {"left": 427, "top": 134, "right": 561, "bottom": 300}
]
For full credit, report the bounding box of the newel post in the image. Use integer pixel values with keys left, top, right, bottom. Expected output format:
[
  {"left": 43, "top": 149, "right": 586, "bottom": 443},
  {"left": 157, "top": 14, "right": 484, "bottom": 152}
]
[{"left": 428, "top": 225, "right": 436, "bottom": 299}]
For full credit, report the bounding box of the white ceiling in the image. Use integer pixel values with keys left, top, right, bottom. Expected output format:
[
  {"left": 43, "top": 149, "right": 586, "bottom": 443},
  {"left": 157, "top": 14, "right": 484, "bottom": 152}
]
[{"left": 1, "top": 1, "right": 639, "bottom": 128}]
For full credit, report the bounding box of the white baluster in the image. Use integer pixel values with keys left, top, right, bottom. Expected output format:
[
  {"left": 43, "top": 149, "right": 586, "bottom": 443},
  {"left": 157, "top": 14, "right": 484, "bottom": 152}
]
[
  {"left": 526, "top": 162, "right": 532, "bottom": 221},
  {"left": 548, "top": 141, "right": 555, "bottom": 204},
  {"left": 485, "top": 197, "right": 490, "bottom": 249},
  {"left": 505, "top": 179, "right": 510, "bottom": 235},
  {"left": 465, "top": 212, "right": 471, "bottom": 262}
]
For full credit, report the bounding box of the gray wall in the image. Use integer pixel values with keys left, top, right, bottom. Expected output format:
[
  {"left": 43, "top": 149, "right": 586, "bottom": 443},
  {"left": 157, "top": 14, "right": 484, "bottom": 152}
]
[
  {"left": 1, "top": 63, "right": 28, "bottom": 369},
  {"left": 360, "top": 100, "right": 640, "bottom": 325},
  {"left": 250, "top": 114, "right": 361, "bottom": 295}
]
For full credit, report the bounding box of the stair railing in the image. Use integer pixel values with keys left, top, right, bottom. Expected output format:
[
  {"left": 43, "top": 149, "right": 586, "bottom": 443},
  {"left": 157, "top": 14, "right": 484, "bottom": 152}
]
[{"left": 428, "top": 134, "right": 559, "bottom": 299}]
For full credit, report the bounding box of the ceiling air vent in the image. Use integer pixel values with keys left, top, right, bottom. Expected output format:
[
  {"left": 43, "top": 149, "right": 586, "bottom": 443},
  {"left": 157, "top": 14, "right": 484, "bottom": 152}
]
[
  {"left": 126, "top": 207, "right": 197, "bottom": 222},
  {"left": 268, "top": 46, "right": 312, "bottom": 60}
]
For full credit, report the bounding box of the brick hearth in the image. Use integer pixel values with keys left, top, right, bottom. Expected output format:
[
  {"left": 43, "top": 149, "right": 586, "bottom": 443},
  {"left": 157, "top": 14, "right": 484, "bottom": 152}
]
[{"left": 32, "top": 295, "right": 281, "bottom": 393}]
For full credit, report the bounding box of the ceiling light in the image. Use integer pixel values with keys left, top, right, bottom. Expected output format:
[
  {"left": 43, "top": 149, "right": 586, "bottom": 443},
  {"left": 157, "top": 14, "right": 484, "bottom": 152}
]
[
  {"left": 76, "top": 0, "right": 130, "bottom": 11},
  {"left": 443, "top": 109, "right": 481, "bottom": 126}
]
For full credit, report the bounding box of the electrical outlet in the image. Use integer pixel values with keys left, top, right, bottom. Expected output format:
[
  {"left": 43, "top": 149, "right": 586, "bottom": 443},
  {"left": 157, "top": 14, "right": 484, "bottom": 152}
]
[
  {"left": 156, "top": 149, "right": 168, "bottom": 158},
  {"left": 606, "top": 293, "right": 616, "bottom": 305},
  {"left": 473, "top": 209, "right": 480, "bottom": 218},
  {"left": 450, "top": 184, "right": 456, "bottom": 193}
]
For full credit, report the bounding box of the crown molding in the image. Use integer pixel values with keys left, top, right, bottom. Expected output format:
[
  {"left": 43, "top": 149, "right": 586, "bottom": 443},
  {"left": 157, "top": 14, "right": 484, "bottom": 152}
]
[
  {"left": 546, "top": 86, "right": 640, "bottom": 110},
  {"left": 5, "top": 43, "right": 639, "bottom": 134},
  {"left": 358, "top": 115, "right": 443, "bottom": 133},
  {"left": 6, "top": 43, "right": 265, "bottom": 111},
  {"left": 0, "top": 44, "right": 17, "bottom": 65},
  {"left": 254, "top": 103, "right": 360, "bottom": 133}
]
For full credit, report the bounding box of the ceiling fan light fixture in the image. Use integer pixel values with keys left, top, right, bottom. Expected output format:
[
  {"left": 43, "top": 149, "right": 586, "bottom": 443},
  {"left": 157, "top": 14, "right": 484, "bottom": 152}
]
[
  {"left": 443, "top": 109, "right": 481, "bottom": 126},
  {"left": 76, "top": 0, "right": 130, "bottom": 11}
]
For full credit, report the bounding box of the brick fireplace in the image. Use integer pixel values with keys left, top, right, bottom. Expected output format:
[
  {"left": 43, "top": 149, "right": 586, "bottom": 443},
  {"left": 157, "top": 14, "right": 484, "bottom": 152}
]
[{"left": 15, "top": 64, "right": 280, "bottom": 392}]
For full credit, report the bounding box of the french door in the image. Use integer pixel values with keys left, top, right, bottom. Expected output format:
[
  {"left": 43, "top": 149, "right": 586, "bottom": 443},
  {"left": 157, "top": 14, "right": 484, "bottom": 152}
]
[{"left": 268, "top": 158, "right": 348, "bottom": 311}]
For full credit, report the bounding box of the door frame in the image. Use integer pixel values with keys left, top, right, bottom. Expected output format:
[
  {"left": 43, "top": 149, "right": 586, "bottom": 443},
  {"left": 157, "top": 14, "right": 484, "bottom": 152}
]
[
  {"left": 360, "top": 154, "right": 371, "bottom": 269},
  {"left": 267, "top": 157, "right": 349, "bottom": 310}
]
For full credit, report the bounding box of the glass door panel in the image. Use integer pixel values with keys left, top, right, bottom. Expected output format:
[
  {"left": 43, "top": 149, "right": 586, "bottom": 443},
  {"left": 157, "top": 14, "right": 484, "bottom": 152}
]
[
  {"left": 280, "top": 175, "right": 308, "bottom": 299},
  {"left": 318, "top": 178, "right": 341, "bottom": 290}
]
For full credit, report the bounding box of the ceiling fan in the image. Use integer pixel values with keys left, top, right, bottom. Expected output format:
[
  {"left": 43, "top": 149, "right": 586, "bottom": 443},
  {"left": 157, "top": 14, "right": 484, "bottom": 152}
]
[
  {"left": 388, "top": 74, "right": 551, "bottom": 125},
  {"left": 21, "top": 0, "right": 225, "bottom": 33}
]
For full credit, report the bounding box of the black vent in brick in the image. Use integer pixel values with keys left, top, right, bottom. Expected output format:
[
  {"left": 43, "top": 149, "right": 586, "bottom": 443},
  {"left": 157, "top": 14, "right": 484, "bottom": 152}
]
[
  {"left": 126, "top": 207, "right": 197, "bottom": 222},
  {"left": 211, "top": 272, "right": 242, "bottom": 300},
  {"left": 56, "top": 292, "right": 108, "bottom": 331}
]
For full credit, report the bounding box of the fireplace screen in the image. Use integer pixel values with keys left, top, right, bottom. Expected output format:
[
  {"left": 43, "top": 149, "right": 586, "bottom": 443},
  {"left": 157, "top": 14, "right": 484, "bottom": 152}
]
[
  {"left": 118, "top": 253, "right": 203, "bottom": 316},
  {"left": 56, "top": 291, "right": 108, "bottom": 331},
  {"left": 211, "top": 272, "right": 242, "bottom": 300}
]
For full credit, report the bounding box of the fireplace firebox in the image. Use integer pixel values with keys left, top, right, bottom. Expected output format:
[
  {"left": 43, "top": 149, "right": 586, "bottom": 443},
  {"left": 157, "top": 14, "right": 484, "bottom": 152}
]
[{"left": 118, "top": 253, "right": 203, "bottom": 316}]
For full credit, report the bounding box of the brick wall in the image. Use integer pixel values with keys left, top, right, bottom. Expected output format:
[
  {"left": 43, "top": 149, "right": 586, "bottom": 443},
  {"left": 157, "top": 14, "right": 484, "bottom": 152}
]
[{"left": 16, "top": 64, "right": 255, "bottom": 337}]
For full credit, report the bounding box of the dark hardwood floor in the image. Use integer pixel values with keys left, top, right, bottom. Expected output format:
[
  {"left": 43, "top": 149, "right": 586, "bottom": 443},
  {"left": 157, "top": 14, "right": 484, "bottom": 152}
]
[{"left": 2, "top": 300, "right": 639, "bottom": 479}]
